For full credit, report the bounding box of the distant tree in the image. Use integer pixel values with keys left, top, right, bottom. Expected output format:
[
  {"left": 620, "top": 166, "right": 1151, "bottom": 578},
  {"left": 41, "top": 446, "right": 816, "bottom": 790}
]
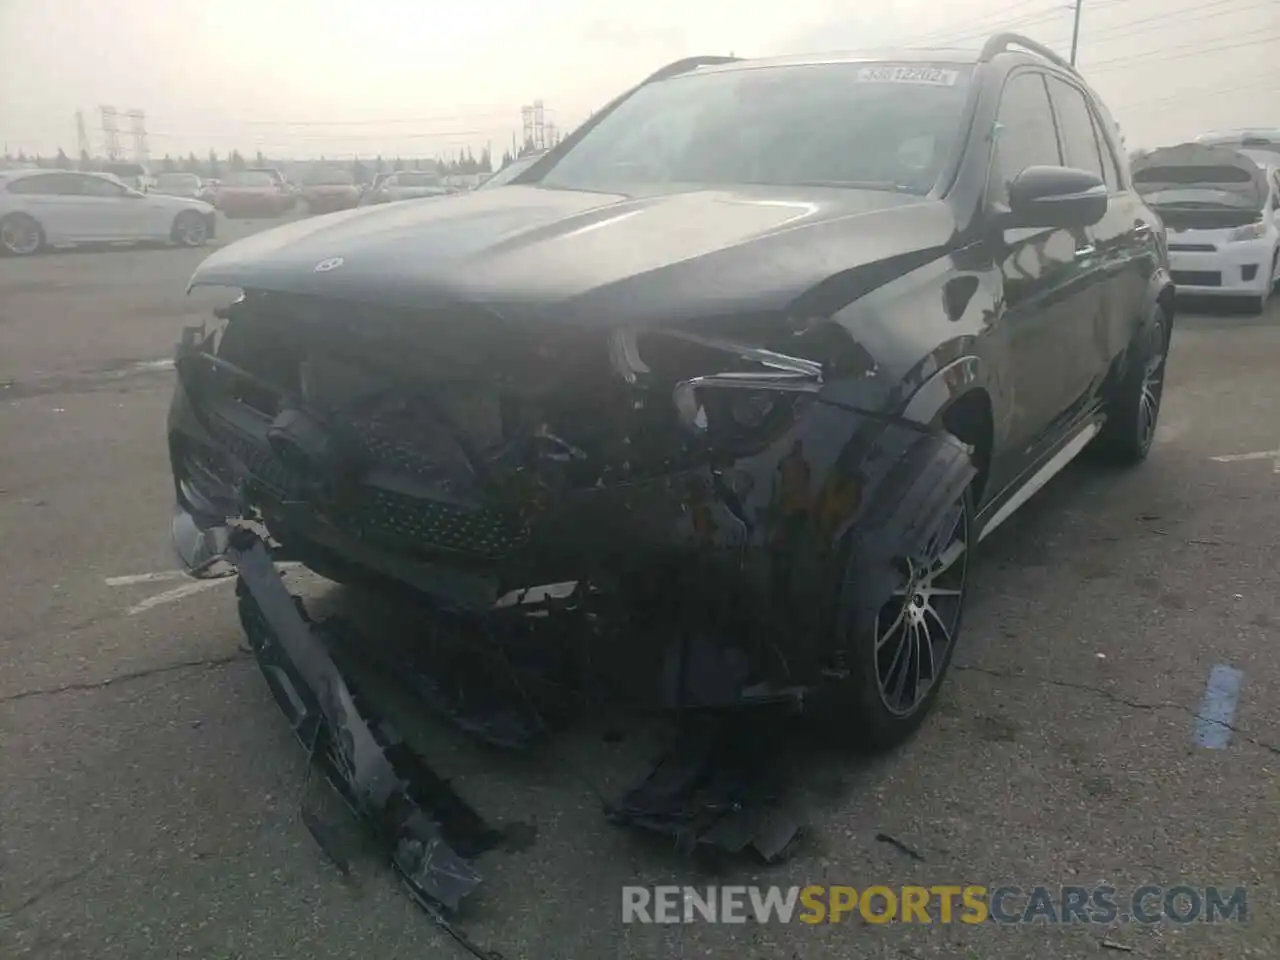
[
  {"left": 255, "top": 150, "right": 266, "bottom": 167},
  {"left": 78, "top": 148, "right": 93, "bottom": 170},
  {"left": 161, "top": 154, "right": 177, "bottom": 172},
  {"left": 479, "top": 146, "right": 492, "bottom": 173},
  {"left": 229, "top": 149, "right": 246, "bottom": 171},
  {"left": 33, "top": 155, "right": 49, "bottom": 168},
  {"left": 207, "top": 149, "right": 222, "bottom": 177},
  {"left": 16, "top": 149, "right": 27, "bottom": 164},
  {"left": 374, "top": 154, "right": 386, "bottom": 174},
  {"left": 500, "top": 149, "right": 513, "bottom": 168},
  {"left": 392, "top": 156, "right": 404, "bottom": 171},
  {"left": 54, "top": 148, "right": 71, "bottom": 169}
]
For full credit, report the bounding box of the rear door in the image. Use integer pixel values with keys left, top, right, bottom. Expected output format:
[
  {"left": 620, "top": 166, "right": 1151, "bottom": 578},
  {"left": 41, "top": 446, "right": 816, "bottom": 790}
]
[
  {"left": 1045, "top": 75, "right": 1146, "bottom": 414},
  {"left": 6, "top": 173, "right": 89, "bottom": 240},
  {"left": 986, "top": 70, "right": 1103, "bottom": 491}
]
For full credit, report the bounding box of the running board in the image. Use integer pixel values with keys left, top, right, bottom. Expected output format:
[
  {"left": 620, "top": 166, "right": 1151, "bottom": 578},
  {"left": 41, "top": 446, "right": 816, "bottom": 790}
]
[{"left": 977, "top": 420, "right": 1101, "bottom": 543}]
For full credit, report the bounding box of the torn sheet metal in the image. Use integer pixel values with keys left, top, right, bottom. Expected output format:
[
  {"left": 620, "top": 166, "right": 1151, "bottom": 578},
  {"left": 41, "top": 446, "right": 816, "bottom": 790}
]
[
  {"left": 228, "top": 530, "right": 500, "bottom": 912},
  {"left": 605, "top": 716, "right": 800, "bottom": 862}
]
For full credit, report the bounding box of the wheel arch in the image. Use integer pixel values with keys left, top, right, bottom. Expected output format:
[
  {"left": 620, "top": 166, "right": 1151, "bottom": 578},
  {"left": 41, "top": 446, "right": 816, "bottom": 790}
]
[{"left": 900, "top": 355, "right": 995, "bottom": 503}]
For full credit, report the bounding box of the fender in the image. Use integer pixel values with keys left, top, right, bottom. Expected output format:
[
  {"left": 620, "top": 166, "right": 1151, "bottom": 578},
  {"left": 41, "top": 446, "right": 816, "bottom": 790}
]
[
  {"left": 900, "top": 355, "right": 988, "bottom": 428},
  {"left": 831, "top": 429, "right": 976, "bottom": 664}
]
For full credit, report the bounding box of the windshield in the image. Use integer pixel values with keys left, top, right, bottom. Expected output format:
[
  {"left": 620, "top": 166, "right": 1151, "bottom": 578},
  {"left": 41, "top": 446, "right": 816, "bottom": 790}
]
[
  {"left": 222, "top": 171, "right": 273, "bottom": 187},
  {"left": 481, "top": 155, "right": 541, "bottom": 189},
  {"left": 538, "top": 62, "right": 973, "bottom": 195},
  {"left": 305, "top": 167, "right": 354, "bottom": 185}
]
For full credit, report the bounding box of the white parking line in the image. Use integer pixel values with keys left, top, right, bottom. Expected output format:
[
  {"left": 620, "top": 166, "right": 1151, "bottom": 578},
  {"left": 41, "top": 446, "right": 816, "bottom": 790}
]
[
  {"left": 1210, "top": 448, "right": 1280, "bottom": 473},
  {"left": 105, "top": 570, "right": 194, "bottom": 587},
  {"left": 106, "top": 563, "right": 302, "bottom": 615},
  {"left": 125, "top": 578, "right": 230, "bottom": 615}
]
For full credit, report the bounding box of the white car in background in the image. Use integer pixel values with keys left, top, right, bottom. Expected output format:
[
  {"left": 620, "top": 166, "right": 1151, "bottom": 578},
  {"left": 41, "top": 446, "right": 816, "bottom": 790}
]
[
  {"left": 1134, "top": 143, "right": 1280, "bottom": 313},
  {"left": 0, "top": 169, "right": 216, "bottom": 256}
]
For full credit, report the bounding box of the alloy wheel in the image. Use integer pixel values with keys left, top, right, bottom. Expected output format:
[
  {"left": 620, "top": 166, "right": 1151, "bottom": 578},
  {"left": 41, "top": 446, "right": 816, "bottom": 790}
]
[
  {"left": 1137, "top": 322, "right": 1167, "bottom": 449},
  {"left": 179, "top": 215, "right": 208, "bottom": 246},
  {"left": 874, "top": 494, "right": 969, "bottom": 717},
  {"left": 1, "top": 217, "right": 40, "bottom": 255}
]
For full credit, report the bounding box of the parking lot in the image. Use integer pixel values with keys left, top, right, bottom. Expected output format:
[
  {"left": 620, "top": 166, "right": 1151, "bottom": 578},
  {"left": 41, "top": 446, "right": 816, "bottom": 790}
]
[{"left": 2, "top": 215, "right": 1278, "bottom": 960}]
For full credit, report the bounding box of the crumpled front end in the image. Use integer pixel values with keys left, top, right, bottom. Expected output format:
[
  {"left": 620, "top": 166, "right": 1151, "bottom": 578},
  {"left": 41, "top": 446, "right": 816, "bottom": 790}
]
[
  {"left": 168, "top": 290, "right": 951, "bottom": 659},
  {"left": 165, "top": 289, "right": 976, "bottom": 927}
]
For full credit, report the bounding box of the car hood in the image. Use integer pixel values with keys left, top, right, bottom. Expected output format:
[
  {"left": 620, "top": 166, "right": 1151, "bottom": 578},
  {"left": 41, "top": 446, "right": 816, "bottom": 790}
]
[
  {"left": 189, "top": 183, "right": 957, "bottom": 327},
  {"left": 149, "top": 193, "right": 214, "bottom": 213}
]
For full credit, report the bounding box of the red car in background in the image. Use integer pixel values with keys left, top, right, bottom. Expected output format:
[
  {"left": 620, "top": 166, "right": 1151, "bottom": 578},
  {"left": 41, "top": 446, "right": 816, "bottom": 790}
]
[
  {"left": 211, "top": 170, "right": 293, "bottom": 218},
  {"left": 300, "top": 166, "right": 361, "bottom": 214}
]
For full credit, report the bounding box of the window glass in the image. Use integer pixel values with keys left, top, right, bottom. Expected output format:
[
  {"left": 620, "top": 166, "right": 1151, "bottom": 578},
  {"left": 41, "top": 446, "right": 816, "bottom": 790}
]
[
  {"left": 81, "top": 175, "right": 130, "bottom": 197},
  {"left": 989, "top": 72, "right": 1062, "bottom": 206},
  {"left": 1047, "top": 78, "right": 1105, "bottom": 182},
  {"left": 539, "top": 62, "right": 975, "bottom": 195},
  {"left": 7, "top": 173, "right": 83, "bottom": 195}
]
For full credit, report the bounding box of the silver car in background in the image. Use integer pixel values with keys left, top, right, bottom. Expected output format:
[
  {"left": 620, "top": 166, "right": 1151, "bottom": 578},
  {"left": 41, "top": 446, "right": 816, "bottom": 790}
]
[
  {"left": 153, "top": 172, "right": 205, "bottom": 199},
  {"left": 365, "top": 170, "right": 450, "bottom": 204},
  {"left": 0, "top": 169, "right": 216, "bottom": 256}
]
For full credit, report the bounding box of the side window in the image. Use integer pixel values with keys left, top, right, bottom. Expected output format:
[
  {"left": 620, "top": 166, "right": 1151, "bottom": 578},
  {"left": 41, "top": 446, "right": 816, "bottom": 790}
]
[
  {"left": 1090, "top": 111, "right": 1124, "bottom": 191},
  {"left": 81, "top": 176, "right": 129, "bottom": 198},
  {"left": 1046, "top": 78, "right": 1104, "bottom": 182},
  {"left": 7, "top": 173, "right": 82, "bottom": 196},
  {"left": 989, "top": 72, "right": 1062, "bottom": 208}
]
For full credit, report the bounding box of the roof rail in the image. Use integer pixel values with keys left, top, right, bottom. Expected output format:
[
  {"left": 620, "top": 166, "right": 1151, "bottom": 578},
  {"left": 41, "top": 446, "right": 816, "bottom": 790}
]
[
  {"left": 643, "top": 55, "right": 742, "bottom": 84},
  {"left": 979, "top": 33, "right": 1075, "bottom": 73}
]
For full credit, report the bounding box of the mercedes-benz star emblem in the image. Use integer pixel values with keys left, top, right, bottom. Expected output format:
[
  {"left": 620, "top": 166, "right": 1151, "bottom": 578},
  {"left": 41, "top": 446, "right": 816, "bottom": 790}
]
[{"left": 314, "top": 256, "right": 344, "bottom": 273}]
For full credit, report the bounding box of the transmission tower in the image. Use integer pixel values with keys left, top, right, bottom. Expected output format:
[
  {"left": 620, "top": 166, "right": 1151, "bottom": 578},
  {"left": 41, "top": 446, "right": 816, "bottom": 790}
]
[
  {"left": 75, "top": 111, "right": 91, "bottom": 159},
  {"left": 100, "top": 105, "right": 122, "bottom": 160},
  {"left": 126, "top": 110, "right": 149, "bottom": 163},
  {"left": 521, "top": 104, "right": 534, "bottom": 152},
  {"left": 533, "top": 100, "right": 546, "bottom": 151}
]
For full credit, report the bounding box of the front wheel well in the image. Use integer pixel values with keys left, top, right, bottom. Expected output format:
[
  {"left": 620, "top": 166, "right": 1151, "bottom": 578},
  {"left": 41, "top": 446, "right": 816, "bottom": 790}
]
[{"left": 941, "top": 389, "right": 993, "bottom": 503}]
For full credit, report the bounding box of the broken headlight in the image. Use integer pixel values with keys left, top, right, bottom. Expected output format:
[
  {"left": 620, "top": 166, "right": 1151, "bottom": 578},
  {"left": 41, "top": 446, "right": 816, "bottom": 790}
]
[{"left": 613, "top": 329, "right": 824, "bottom": 451}]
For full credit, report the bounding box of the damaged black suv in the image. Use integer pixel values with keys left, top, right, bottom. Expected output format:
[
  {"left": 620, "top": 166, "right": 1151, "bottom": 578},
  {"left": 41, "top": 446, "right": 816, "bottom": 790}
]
[{"left": 168, "top": 35, "right": 1172, "bottom": 753}]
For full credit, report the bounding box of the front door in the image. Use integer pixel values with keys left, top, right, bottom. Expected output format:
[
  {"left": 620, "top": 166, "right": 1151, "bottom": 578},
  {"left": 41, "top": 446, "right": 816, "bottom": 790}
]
[{"left": 985, "top": 70, "right": 1105, "bottom": 494}]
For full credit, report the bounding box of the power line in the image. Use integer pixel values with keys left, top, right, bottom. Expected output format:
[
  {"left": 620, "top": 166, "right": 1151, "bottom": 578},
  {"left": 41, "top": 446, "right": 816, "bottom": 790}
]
[
  {"left": 1083, "top": 30, "right": 1280, "bottom": 73},
  {"left": 898, "top": 0, "right": 1066, "bottom": 47},
  {"left": 1031, "top": 0, "right": 1276, "bottom": 53},
  {"left": 1108, "top": 73, "right": 1280, "bottom": 112}
]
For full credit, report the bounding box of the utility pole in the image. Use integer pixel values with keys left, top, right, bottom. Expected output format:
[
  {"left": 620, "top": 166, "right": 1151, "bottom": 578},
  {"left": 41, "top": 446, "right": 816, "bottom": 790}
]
[{"left": 1069, "top": 0, "right": 1083, "bottom": 66}]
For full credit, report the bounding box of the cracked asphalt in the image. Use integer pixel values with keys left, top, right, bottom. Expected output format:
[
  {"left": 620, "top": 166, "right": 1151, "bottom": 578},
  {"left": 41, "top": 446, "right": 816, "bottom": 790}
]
[{"left": 2, "top": 216, "right": 1278, "bottom": 960}]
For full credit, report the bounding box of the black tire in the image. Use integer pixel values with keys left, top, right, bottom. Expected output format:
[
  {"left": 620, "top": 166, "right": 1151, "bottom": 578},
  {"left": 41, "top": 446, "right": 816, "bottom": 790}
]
[
  {"left": 811, "top": 486, "right": 973, "bottom": 752},
  {"left": 1090, "top": 306, "right": 1169, "bottom": 464},
  {"left": 172, "top": 211, "right": 209, "bottom": 247},
  {"left": 0, "top": 213, "right": 44, "bottom": 256}
]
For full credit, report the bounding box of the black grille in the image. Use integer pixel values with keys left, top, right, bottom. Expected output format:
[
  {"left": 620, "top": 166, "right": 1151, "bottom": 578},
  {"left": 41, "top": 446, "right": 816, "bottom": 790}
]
[
  {"left": 202, "top": 414, "right": 528, "bottom": 560},
  {"left": 1168, "top": 243, "right": 1217, "bottom": 252},
  {"left": 344, "top": 488, "right": 528, "bottom": 559},
  {"left": 1171, "top": 270, "right": 1221, "bottom": 287}
]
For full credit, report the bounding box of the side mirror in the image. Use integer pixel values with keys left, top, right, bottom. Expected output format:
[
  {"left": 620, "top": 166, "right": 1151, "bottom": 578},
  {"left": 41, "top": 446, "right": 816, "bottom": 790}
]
[{"left": 1005, "top": 166, "right": 1108, "bottom": 229}]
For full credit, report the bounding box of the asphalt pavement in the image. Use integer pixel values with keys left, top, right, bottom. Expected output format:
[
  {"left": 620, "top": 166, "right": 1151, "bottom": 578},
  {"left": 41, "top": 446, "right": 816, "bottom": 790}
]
[{"left": 1, "top": 214, "right": 1278, "bottom": 960}]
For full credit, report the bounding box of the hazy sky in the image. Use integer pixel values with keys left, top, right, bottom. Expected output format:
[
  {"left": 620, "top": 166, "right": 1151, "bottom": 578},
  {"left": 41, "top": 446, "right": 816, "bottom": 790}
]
[{"left": 1, "top": 0, "right": 1277, "bottom": 161}]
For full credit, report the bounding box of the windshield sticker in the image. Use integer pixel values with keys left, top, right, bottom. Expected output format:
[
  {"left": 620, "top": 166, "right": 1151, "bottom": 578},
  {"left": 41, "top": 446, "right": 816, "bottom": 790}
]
[{"left": 857, "top": 65, "right": 960, "bottom": 86}]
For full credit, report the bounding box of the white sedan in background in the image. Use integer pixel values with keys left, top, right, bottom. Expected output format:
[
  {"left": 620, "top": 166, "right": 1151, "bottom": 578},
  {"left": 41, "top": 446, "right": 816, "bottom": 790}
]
[{"left": 0, "top": 169, "right": 216, "bottom": 256}]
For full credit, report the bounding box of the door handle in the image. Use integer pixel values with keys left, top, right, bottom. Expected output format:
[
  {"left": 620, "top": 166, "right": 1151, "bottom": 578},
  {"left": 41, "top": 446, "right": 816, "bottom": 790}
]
[{"left": 1074, "top": 245, "right": 1097, "bottom": 259}]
